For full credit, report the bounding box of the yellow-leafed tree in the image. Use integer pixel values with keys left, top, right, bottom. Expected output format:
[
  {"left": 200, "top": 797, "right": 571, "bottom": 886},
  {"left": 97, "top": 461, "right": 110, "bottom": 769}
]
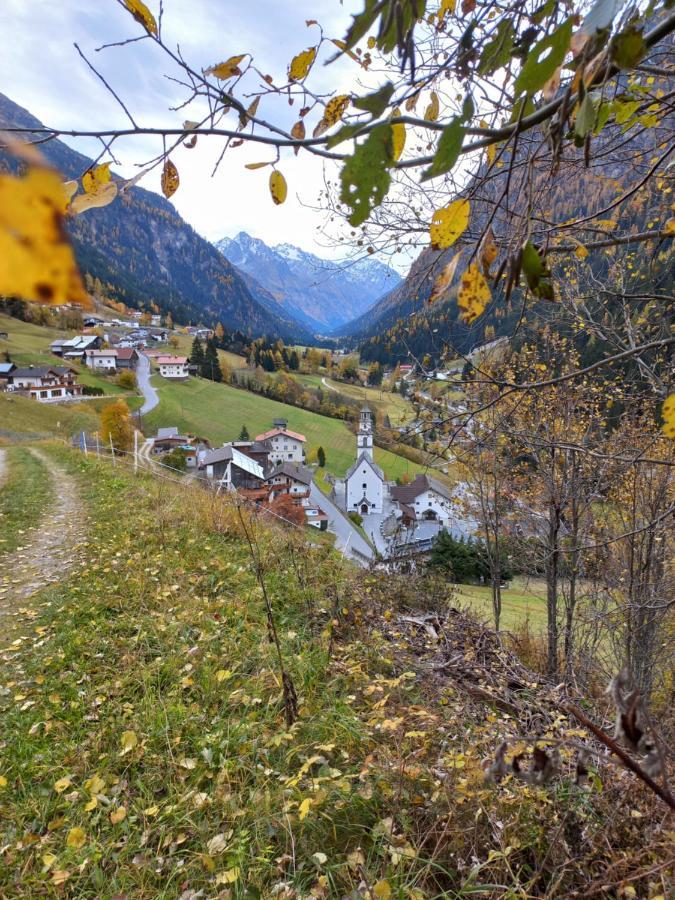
[{"left": 100, "top": 399, "right": 134, "bottom": 452}]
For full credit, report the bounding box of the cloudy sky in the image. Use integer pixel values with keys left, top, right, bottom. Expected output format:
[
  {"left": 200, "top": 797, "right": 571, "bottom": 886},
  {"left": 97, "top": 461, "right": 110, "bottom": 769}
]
[{"left": 0, "top": 0, "right": 383, "bottom": 260}]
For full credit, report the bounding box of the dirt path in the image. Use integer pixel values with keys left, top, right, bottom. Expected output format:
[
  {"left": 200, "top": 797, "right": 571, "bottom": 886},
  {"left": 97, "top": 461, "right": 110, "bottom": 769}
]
[{"left": 0, "top": 448, "right": 86, "bottom": 616}]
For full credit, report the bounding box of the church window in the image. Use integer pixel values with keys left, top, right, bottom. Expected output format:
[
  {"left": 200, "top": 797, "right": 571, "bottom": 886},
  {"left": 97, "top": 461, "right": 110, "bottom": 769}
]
[{"left": 362, "top": 483, "right": 367, "bottom": 489}]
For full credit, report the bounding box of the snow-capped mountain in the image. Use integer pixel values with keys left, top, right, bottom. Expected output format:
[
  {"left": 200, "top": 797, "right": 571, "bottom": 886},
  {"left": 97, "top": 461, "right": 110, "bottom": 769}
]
[{"left": 215, "top": 232, "right": 402, "bottom": 334}]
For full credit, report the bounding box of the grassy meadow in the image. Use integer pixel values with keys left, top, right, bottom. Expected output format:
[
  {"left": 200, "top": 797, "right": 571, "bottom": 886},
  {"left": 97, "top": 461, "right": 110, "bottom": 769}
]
[
  {"left": 143, "top": 377, "right": 432, "bottom": 481},
  {"left": 0, "top": 446, "right": 53, "bottom": 555}
]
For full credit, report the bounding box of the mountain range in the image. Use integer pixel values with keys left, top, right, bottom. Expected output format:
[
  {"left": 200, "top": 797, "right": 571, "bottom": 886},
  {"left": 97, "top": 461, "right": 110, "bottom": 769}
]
[
  {"left": 215, "top": 232, "right": 401, "bottom": 334},
  {"left": 0, "top": 92, "right": 400, "bottom": 343}
]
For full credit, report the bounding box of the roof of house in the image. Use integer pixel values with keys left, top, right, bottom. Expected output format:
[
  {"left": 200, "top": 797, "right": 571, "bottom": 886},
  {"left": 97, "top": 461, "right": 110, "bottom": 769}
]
[
  {"left": 344, "top": 452, "right": 384, "bottom": 481},
  {"left": 0, "top": 363, "right": 16, "bottom": 374},
  {"left": 201, "top": 445, "right": 264, "bottom": 479},
  {"left": 157, "top": 356, "right": 187, "bottom": 365},
  {"left": 156, "top": 426, "right": 180, "bottom": 439},
  {"left": 55, "top": 335, "right": 99, "bottom": 350},
  {"left": 11, "top": 366, "right": 74, "bottom": 379},
  {"left": 390, "top": 473, "right": 454, "bottom": 504},
  {"left": 115, "top": 348, "right": 139, "bottom": 360},
  {"left": 255, "top": 427, "right": 306, "bottom": 443},
  {"left": 266, "top": 462, "right": 314, "bottom": 485},
  {"left": 232, "top": 440, "right": 269, "bottom": 455},
  {"left": 86, "top": 349, "right": 118, "bottom": 357}
]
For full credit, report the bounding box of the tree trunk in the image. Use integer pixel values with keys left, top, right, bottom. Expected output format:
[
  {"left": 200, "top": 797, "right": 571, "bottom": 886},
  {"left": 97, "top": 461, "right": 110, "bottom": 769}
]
[{"left": 546, "top": 501, "right": 561, "bottom": 676}]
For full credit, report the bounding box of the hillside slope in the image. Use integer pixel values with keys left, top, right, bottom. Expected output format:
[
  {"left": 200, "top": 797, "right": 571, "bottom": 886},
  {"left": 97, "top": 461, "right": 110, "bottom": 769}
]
[
  {"left": 0, "top": 93, "right": 312, "bottom": 343},
  {"left": 216, "top": 232, "right": 401, "bottom": 332}
]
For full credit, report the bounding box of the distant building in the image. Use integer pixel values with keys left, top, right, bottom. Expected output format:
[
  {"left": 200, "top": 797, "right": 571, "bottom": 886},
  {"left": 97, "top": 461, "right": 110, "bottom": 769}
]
[
  {"left": 344, "top": 404, "right": 384, "bottom": 515},
  {"left": 85, "top": 349, "right": 118, "bottom": 371},
  {"left": 391, "top": 474, "right": 456, "bottom": 525},
  {"left": 51, "top": 335, "right": 101, "bottom": 360},
  {"left": 115, "top": 348, "right": 139, "bottom": 370},
  {"left": 0, "top": 362, "right": 16, "bottom": 385},
  {"left": 9, "top": 365, "right": 82, "bottom": 402},
  {"left": 255, "top": 420, "right": 306, "bottom": 464},
  {"left": 199, "top": 445, "right": 265, "bottom": 491},
  {"left": 265, "top": 462, "right": 313, "bottom": 500},
  {"left": 157, "top": 356, "right": 189, "bottom": 380}
]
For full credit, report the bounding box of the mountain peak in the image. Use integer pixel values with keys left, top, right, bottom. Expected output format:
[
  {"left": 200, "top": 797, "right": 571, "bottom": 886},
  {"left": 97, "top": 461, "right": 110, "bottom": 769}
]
[{"left": 215, "top": 232, "right": 402, "bottom": 333}]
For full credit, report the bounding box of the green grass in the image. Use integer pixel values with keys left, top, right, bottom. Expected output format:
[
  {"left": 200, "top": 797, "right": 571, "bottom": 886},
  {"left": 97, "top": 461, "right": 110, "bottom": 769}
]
[
  {"left": 453, "top": 577, "right": 548, "bottom": 633},
  {"left": 143, "top": 377, "right": 433, "bottom": 482},
  {"left": 0, "top": 446, "right": 53, "bottom": 555},
  {"left": 320, "top": 376, "right": 415, "bottom": 426},
  {"left": 0, "top": 393, "right": 106, "bottom": 442}
]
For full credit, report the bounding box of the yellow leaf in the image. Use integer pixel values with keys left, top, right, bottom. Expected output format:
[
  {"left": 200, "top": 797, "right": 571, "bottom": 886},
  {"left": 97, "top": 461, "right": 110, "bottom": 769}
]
[
  {"left": 440, "top": 0, "right": 457, "bottom": 16},
  {"left": 245, "top": 162, "right": 271, "bottom": 170},
  {"left": 82, "top": 163, "right": 111, "bottom": 194},
  {"left": 458, "top": 263, "right": 491, "bottom": 324},
  {"left": 63, "top": 180, "right": 78, "bottom": 202},
  {"left": 574, "top": 244, "right": 589, "bottom": 259},
  {"left": 42, "top": 853, "right": 57, "bottom": 871},
  {"left": 391, "top": 108, "right": 406, "bottom": 161},
  {"left": 269, "top": 170, "right": 288, "bottom": 205},
  {"left": 66, "top": 827, "right": 86, "bottom": 850},
  {"left": 289, "top": 47, "right": 316, "bottom": 81},
  {"left": 161, "top": 159, "right": 179, "bottom": 199},
  {"left": 664, "top": 217, "right": 675, "bottom": 234},
  {"left": 69, "top": 181, "right": 118, "bottom": 215},
  {"left": 110, "top": 806, "right": 127, "bottom": 825},
  {"left": 84, "top": 774, "right": 105, "bottom": 795},
  {"left": 205, "top": 55, "right": 246, "bottom": 80},
  {"left": 0, "top": 163, "right": 89, "bottom": 306},
  {"left": 424, "top": 91, "right": 440, "bottom": 122},
  {"left": 123, "top": 0, "right": 158, "bottom": 36},
  {"left": 428, "top": 250, "right": 462, "bottom": 304},
  {"left": 84, "top": 797, "right": 97, "bottom": 812},
  {"left": 374, "top": 880, "right": 392, "bottom": 899},
  {"left": 479, "top": 226, "right": 498, "bottom": 274},
  {"left": 144, "top": 805, "right": 160, "bottom": 817},
  {"left": 216, "top": 867, "right": 241, "bottom": 884},
  {"left": 291, "top": 120, "right": 306, "bottom": 141},
  {"left": 54, "top": 777, "right": 72, "bottom": 794},
  {"left": 661, "top": 394, "right": 675, "bottom": 439},
  {"left": 215, "top": 668, "right": 231, "bottom": 681},
  {"left": 298, "top": 797, "right": 312, "bottom": 820},
  {"left": 323, "top": 94, "right": 350, "bottom": 127},
  {"left": 429, "top": 199, "right": 470, "bottom": 250},
  {"left": 0, "top": 775, "right": 7, "bottom": 789},
  {"left": 120, "top": 730, "right": 138, "bottom": 755}
]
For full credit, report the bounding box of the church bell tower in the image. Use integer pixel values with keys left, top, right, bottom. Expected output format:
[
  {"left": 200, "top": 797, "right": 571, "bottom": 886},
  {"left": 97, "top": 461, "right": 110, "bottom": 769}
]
[{"left": 357, "top": 403, "right": 374, "bottom": 460}]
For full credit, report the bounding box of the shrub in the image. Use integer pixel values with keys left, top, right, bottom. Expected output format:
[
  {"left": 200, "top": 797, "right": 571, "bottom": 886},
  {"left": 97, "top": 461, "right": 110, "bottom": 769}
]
[
  {"left": 348, "top": 511, "right": 363, "bottom": 526},
  {"left": 116, "top": 370, "right": 137, "bottom": 391},
  {"left": 82, "top": 385, "right": 104, "bottom": 396}
]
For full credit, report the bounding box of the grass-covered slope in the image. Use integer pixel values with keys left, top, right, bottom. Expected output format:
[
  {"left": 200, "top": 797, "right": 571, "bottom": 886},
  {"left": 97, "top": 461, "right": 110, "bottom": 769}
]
[
  {"left": 0, "top": 447, "right": 669, "bottom": 897},
  {"left": 0, "top": 446, "right": 53, "bottom": 555},
  {"left": 143, "top": 377, "right": 428, "bottom": 481}
]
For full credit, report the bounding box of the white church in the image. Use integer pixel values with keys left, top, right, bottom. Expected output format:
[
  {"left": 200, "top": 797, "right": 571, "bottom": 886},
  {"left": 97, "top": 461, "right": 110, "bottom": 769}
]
[
  {"left": 343, "top": 404, "right": 384, "bottom": 515},
  {"left": 334, "top": 403, "right": 471, "bottom": 556}
]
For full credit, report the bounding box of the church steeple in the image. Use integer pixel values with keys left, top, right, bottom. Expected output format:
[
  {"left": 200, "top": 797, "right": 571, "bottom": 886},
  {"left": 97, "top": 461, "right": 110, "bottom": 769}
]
[{"left": 357, "top": 403, "right": 374, "bottom": 460}]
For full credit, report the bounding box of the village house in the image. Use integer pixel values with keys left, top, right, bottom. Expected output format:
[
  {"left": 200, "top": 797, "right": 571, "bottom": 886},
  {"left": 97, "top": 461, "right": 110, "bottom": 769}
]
[
  {"left": 157, "top": 355, "right": 189, "bottom": 380},
  {"left": 8, "top": 365, "right": 82, "bottom": 402},
  {"left": 0, "top": 362, "right": 16, "bottom": 386},
  {"left": 265, "top": 462, "right": 313, "bottom": 500},
  {"left": 391, "top": 474, "right": 456, "bottom": 525},
  {"left": 51, "top": 335, "right": 102, "bottom": 361},
  {"left": 300, "top": 497, "right": 329, "bottom": 530},
  {"left": 86, "top": 349, "right": 118, "bottom": 371},
  {"left": 199, "top": 445, "right": 265, "bottom": 492},
  {"left": 255, "top": 419, "right": 306, "bottom": 464},
  {"left": 231, "top": 440, "right": 270, "bottom": 471},
  {"left": 115, "top": 348, "right": 139, "bottom": 370}
]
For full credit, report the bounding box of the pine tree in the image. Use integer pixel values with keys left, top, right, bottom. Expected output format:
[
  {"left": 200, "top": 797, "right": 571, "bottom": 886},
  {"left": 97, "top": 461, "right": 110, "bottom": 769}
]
[
  {"left": 190, "top": 336, "right": 205, "bottom": 374},
  {"left": 289, "top": 350, "right": 300, "bottom": 370},
  {"left": 203, "top": 339, "right": 222, "bottom": 382},
  {"left": 239, "top": 424, "right": 250, "bottom": 440},
  {"left": 317, "top": 446, "right": 326, "bottom": 467}
]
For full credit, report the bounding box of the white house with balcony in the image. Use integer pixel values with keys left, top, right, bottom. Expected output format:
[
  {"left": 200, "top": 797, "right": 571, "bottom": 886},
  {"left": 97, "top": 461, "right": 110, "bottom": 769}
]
[
  {"left": 157, "top": 355, "right": 189, "bottom": 380},
  {"left": 255, "top": 419, "right": 306, "bottom": 464},
  {"left": 85, "top": 349, "right": 118, "bottom": 371}
]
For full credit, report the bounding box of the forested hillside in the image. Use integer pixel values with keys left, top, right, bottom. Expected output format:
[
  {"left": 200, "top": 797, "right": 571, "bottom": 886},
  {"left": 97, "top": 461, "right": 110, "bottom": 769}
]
[{"left": 0, "top": 93, "right": 312, "bottom": 342}]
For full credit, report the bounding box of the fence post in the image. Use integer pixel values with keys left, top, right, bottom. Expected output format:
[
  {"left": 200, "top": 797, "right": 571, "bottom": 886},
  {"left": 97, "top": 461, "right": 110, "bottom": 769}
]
[
  {"left": 109, "top": 434, "right": 115, "bottom": 466},
  {"left": 134, "top": 429, "right": 138, "bottom": 475}
]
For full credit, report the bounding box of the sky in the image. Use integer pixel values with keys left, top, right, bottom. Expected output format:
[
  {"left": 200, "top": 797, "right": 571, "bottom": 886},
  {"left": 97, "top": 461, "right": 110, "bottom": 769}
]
[{"left": 0, "top": 0, "right": 388, "bottom": 263}]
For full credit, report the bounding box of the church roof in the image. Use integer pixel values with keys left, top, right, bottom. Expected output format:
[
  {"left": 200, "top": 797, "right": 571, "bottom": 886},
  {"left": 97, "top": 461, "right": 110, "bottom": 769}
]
[{"left": 345, "top": 452, "right": 384, "bottom": 481}]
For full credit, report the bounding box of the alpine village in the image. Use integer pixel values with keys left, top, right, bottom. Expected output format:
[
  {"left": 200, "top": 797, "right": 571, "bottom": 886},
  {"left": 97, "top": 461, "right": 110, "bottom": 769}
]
[{"left": 0, "top": 1, "right": 673, "bottom": 898}]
